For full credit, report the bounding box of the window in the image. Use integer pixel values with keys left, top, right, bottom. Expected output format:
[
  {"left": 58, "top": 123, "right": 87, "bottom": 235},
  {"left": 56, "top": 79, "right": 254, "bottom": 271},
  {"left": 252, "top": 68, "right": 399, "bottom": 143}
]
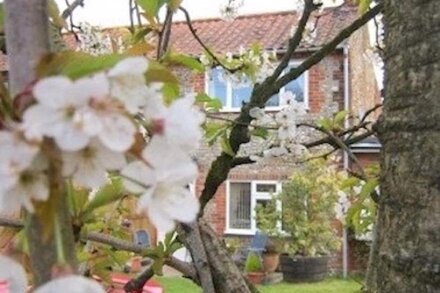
[
  {"left": 226, "top": 181, "right": 282, "bottom": 234},
  {"left": 206, "top": 63, "right": 308, "bottom": 111}
]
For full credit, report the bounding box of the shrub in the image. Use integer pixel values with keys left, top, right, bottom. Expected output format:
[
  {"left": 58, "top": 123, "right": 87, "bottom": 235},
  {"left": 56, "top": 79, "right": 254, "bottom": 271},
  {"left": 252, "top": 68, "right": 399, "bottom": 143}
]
[{"left": 244, "top": 251, "right": 263, "bottom": 273}]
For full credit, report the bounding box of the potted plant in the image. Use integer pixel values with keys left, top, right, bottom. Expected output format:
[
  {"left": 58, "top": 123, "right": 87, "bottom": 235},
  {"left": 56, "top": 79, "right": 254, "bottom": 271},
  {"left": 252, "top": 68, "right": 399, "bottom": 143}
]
[
  {"left": 244, "top": 251, "right": 265, "bottom": 284},
  {"left": 256, "top": 159, "right": 342, "bottom": 282}
]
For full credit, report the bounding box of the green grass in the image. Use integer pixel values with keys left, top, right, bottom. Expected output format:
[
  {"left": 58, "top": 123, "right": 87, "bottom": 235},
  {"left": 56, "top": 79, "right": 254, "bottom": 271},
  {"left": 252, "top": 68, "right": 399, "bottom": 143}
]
[{"left": 154, "top": 277, "right": 362, "bottom": 293}]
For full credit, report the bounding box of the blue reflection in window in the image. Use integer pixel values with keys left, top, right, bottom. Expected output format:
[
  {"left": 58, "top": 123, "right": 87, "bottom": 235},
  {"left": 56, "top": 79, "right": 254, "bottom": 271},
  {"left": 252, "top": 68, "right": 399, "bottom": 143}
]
[
  {"left": 208, "top": 68, "right": 227, "bottom": 106},
  {"left": 266, "top": 94, "right": 279, "bottom": 107},
  {"left": 284, "top": 73, "right": 305, "bottom": 102},
  {"left": 232, "top": 81, "right": 252, "bottom": 108}
]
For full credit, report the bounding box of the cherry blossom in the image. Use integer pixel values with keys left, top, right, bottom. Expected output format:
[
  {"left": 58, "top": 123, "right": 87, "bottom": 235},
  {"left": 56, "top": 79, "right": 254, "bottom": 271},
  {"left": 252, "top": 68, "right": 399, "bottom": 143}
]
[
  {"left": 62, "top": 139, "right": 126, "bottom": 189},
  {"left": 0, "top": 159, "right": 49, "bottom": 214},
  {"left": 156, "top": 95, "right": 205, "bottom": 152},
  {"left": 80, "top": 74, "right": 137, "bottom": 152},
  {"left": 121, "top": 136, "right": 199, "bottom": 232},
  {"left": 22, "top": 76, "right": 92, "bottom": 150},
  {"left": 107, "top": 57, "right": 150, "bottom": 114},
  {"left": 0, "top": 255, "right": 27, "bottom": 293}
]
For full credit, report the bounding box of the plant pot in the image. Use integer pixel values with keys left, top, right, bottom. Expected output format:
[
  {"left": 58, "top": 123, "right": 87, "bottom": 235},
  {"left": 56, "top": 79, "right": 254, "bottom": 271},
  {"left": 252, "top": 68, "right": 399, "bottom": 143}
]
[
  {"left": 280, "top": 254, "right": 330, "bottom": 283},
  {"left": 262, "top": 253, "right": 280, "bottom": 273},
  {"left": 246, "top": 272, "right": 265, "bottom": 284}
]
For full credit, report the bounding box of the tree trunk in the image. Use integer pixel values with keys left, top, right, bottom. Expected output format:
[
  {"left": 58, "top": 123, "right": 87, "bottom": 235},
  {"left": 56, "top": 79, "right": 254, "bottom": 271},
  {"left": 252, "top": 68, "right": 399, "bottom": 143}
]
[
  {"left": 178, "top": 220, "right": 256, "bottom": 293},
  {"left": 371, "top": 0, "right": 440, "bottom": 291},
  {"left": 4, "top": 0, "right": 77, "bottom": 286}
]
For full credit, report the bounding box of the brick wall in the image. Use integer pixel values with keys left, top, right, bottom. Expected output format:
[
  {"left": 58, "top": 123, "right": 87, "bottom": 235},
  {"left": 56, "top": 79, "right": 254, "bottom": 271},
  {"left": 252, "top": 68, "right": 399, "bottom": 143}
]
[{"left": 348, "top": 25, "right": 382, "bottom": 121}]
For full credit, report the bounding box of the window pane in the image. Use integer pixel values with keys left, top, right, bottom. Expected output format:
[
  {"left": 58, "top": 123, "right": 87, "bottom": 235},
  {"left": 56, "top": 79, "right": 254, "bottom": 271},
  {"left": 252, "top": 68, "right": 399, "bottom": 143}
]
[
  {"left": 231, "top": 79, "right": 252, "bottom": 108},
  {"left": 266, "top": 94, "right": 280, "bottom": 107},
  {"left": 256, "top": 199, "right": 277, "bottom": 230},
  {"left": 256, "top": 183, "right": 277, "bottom": 193},
  {"left": 284, "top": 73, "right": 305, "bottom": 102},
  {"left": 229, "top": 182, "right": 251, "bottom": 229},
  {"left": 208, "top": 68, "right": 227, "bottom": 106}
]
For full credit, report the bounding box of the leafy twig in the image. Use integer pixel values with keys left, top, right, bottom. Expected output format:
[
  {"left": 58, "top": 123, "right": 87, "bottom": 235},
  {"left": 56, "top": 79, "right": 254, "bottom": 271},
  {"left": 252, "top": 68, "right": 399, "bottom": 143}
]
[{"left": 178, "top": 6, "right": 243, "bottom": 73}]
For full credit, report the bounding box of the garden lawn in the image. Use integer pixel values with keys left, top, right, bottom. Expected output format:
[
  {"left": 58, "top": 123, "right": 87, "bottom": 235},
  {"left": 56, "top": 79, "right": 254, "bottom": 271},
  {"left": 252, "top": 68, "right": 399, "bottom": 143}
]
[{"left": 154, "top": 277, "right": 362, "bottom": 293}]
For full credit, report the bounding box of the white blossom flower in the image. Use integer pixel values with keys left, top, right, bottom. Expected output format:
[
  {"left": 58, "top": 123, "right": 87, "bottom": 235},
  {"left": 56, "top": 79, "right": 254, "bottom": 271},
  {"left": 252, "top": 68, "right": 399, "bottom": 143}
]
[
  {"left": 0, "top": 255, "right": 27, "bottom": 293},
  {"left": 0, "top": 131, "right": 39, "bottom": 177},
  {"left": 263, "top": 146, "right": 288, "bottom": 158},
  {"left": 0, "top": 159, "right": 49, "bottom": 214},
  {"left": 249, "top": 107, "right": 265, "bottom": 120},
  {"left": 22, "top": 76, "right": 94, "bottom": 150},
  {"left": 149, "top": 95, "right": 205, "bottom": 152},
  {"left": 62, "top": 139, "right": 126, "bottom": 189},
  {"left": 107, "top": 57, "right": 150, "bottom": 114},
  {"left": 121, "top": 136, "right": 199, "bottom": 232},
  {"left": 79, "top": 73, "right": 137, "bottom": 152},
  {"left": 34, "top": 276, "right": 105, "bottom": 293}
]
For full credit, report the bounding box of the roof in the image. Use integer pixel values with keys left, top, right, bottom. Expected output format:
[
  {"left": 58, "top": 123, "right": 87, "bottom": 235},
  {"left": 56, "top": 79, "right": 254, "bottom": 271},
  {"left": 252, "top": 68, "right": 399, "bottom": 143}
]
[
  {"left": 0, "top": 4, "right": 359, "bottom": 71},
  {"left": 168, "top": 4, "right": 358, "bottom": 55}
]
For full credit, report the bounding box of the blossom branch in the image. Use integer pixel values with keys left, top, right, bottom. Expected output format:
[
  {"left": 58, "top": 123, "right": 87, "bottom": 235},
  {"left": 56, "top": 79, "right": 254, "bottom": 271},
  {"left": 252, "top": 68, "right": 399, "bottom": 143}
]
[
  {"left": 178, "top": 6, "right": 243, "bottom": 73},
  {"left": 272, "top": 3, "right": 383, "bottom": 94}
]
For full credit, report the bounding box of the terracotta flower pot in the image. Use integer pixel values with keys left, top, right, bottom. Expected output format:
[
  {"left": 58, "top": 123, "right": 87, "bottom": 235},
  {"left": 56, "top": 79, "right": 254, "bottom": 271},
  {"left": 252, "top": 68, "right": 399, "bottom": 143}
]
[
  {"left": 246, "top": 272, "right": 265, "bottom": 284},
  {"left": 262, "top": 252, "right": 280, "bottom": 273}
]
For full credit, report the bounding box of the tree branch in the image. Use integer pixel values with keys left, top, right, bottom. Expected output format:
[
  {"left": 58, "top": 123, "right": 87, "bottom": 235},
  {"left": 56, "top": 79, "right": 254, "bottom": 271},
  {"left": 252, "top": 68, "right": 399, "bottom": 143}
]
[
  {"left": 178, "top": 6, "right": 243, "bottom": 73},
  {"left": 61, "top": 0, "right": 84, "bottom": 19},
  {"left": 273, "top": 3, "right": 383, "bottom": 95},
  {"left": 269, "top": 0, "right": 316, "bottom": 82}
]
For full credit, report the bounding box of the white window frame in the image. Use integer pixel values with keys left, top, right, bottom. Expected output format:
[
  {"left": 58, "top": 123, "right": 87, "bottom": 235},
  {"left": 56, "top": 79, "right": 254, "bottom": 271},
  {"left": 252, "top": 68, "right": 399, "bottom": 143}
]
[
  {"left": 205, "top": 61, "right": 309, "bottom": 112},
  {"left": 225, "top": 180, "right": 282, "bottom": 235}
]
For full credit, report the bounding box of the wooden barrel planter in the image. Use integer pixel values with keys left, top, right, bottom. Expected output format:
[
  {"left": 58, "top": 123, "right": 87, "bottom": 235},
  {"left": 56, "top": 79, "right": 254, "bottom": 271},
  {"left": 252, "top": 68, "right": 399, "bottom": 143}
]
[{"left": 279, "top": 254, "right": 330, "bottom": 282}]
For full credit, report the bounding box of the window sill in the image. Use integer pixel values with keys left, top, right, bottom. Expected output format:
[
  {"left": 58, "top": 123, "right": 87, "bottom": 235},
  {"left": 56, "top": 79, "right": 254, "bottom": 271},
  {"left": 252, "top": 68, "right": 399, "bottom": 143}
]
[{"left": 224, "top": 229, "right": 256, "bottom": 236}]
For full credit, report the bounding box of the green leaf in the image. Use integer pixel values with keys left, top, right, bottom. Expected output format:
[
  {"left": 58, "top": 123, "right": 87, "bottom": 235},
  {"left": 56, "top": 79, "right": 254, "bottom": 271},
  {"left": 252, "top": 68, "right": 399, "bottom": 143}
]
[
  {"left": 359, "top": 179, "right": 379, "bottom": 199},
  {"left": 36, "top": 52, "right": 125, "bottom": 79},
  {"left": 132, "top": 27, "right": 153, "bottom": 44},
  {"left": 167, "top": 242, "right": 183, "bottom": 255},
  {"left": 81, "top": 178, "right": 124, "bottom": 218},
  {"left": 162, "top": 83, "right": 180, "bottom": 104},
  {"left": 145, "top": 61, "right": 179, "bottom": 84},
  {"left": 250, "top": 127, "right": 269, "bottom": 139},
  {"left": 206, "top": 98, "right": 223, "bottom": 111},
  {"left": 195, "top": 93, "right": 212, "bottom": 103},
  {"left": 340, "top": 176, "right": 360, "bottom": 190},
  {"left": 203, "top": 122, "right": 227, "bottom": 145},
  {"left": 220, "top": 133, "right": 235, "bottom": 157},
  {"left": 152, "top": 259, "right": 165, "bottom": 276},
  {"left": 163, "top": 231, "right": 175, "bottom": 248},
  {"left": 165, "top": 52, "right": 204, "bottom": 73},
  {"left": 333, "top": 110, "right": 349, "bottom": 127},
  {"left": 168, "top": 0, "right": 183, "bottom": 12},
  {"left": 356, "top": 0, "right": 373, "bottom": 13},
  {"left": 136, "top": 0, "right": 166, "bottom": 18},
  {"left": 48, "top": 0, "right": 67, "bottom": 29},
  {"left": 195, "top": 93, "right": 223, "bottom": 111},
  {"left": 316, "top": 117, "right": 333, "bottom": 130}
]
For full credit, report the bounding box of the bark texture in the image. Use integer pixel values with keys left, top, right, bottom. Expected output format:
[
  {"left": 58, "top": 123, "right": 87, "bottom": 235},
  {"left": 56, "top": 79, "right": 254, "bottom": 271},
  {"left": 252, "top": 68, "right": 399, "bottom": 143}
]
[
  {"left": 371, "top": 0, "right": 440, "bottom": 291},
  {"left": 4, "top": 0, "right": 77, "bottom": 285}
]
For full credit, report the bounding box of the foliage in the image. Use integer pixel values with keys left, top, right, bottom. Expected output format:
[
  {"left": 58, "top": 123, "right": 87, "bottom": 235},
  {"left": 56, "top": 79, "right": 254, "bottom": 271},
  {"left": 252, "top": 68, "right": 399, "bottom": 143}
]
[
  {"left": 339, "top": 163, "right": 379, "bottom": 238},
  {"left": 244, "top": 251, "right": 263, "bottom": 273},
  {"left": 256, "top": 159, "right": 343, "bottom": 256}
]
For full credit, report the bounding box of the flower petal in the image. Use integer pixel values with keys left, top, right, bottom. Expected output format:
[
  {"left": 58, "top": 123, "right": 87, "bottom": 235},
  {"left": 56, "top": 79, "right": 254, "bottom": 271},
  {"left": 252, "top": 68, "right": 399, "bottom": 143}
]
[
  {"left": 99, "top": 114, "right": 136, "bottom": 152},
  {"left": 108, "top": 57, "right": 149, "bottom": 77},
  {"left": 121, "top": 161, "right": 155, "bottom": 194},
  {"left": 33, "top": 76, "right": 74, "bottom": 108},
  {"left": 0, "top": 255, "right": 27, "bottom": 293}
]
